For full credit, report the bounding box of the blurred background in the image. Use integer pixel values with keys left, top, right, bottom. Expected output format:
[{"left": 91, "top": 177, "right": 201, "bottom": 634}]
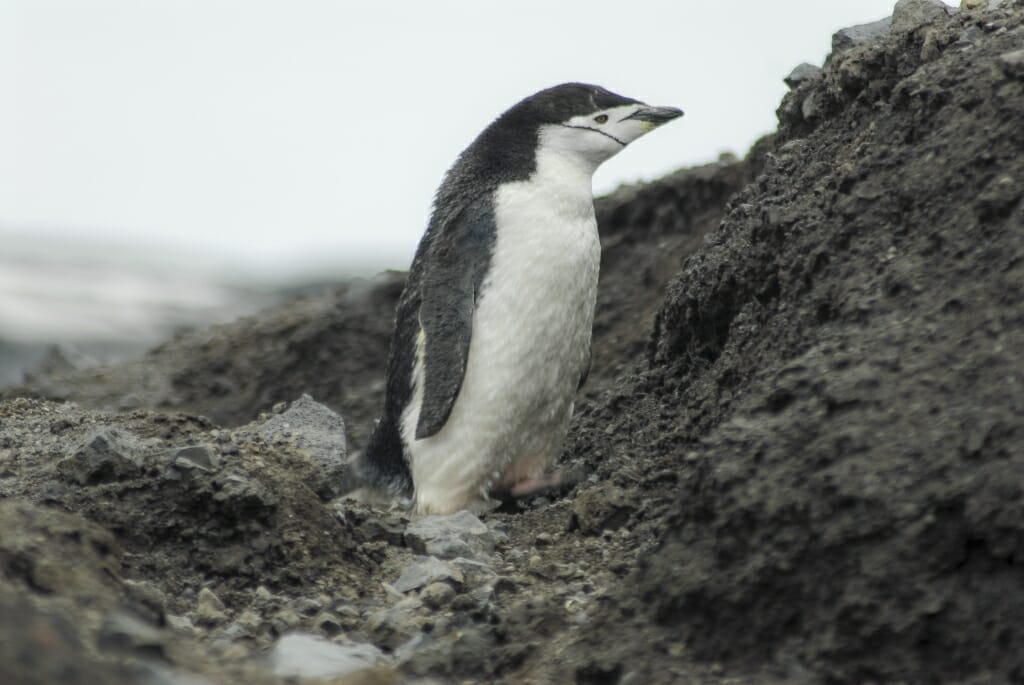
[{"left": 1, "top": 0, "right": 908, "bottom": 384}]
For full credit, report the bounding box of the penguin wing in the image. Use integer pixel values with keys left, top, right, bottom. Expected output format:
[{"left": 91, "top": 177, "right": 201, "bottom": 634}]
[{"left": 414, "top": 196, "right": 496, "bottom": 439}]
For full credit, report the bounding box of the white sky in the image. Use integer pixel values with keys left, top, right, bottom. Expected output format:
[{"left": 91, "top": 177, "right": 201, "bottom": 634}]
[{"left": 1, "top": 0, "right": 910, "bottom": 277}]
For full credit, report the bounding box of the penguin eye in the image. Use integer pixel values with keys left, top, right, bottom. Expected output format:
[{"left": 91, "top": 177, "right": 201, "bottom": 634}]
[{"left": 594, "top": 114, "right": 609, "bottom": 124}]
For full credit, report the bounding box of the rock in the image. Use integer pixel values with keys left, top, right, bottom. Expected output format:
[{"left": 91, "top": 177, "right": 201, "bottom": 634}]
[
  {"left": 267, "top": 632, "right": 383, "bottom": 679},
  {"left": 314, "top": 611, "right": 344, "bottom": 637},
  {"left": 196, "top": 587, "right": 227, "bottom": 625},
  {"left": 122, "top": 579, "right": 167, "bottom": 626},
  {"left": 448, "top": 557, "right": 497, "bottom": 585},
  {"left": 801, "top": 92, "right": 824, "bottom": 121},
  {"left": 784, "top": 62, "right": 822, "bottom": 89},
  {"left": 998, "top": 48, "right": 1024, "bottom": 78},
  {"left": 404, "top": 510, "right": 505, "bottom": 560},
  {"left": 420, "top": 582, "right": 456, "bottom": 609},
  {"left": 954, "top": 25, "right": 985, "bottom": 46},
  {"left": 392, "top": 556, "right": 463, "bottom": 593},
  {"left": 57, "top": 428, "right": 146, "bottom": 485},
  {"left": 892, "top": 0, "right": 951, "bottom": 34},
  {"left": 366, "top": 598, "right": 424, "bottom": 649},
  {"left": 171, "top": 444, "right": 219, "bottom": 471},
  {"left": 254, "top": 394, "right": 350, "bottom": 498},
  {"left": 832, "top": 17, "right": 892, "bottom": 54}
]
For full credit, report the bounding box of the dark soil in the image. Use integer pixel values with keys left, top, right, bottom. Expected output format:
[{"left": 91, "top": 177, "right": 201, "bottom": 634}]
[{"left": 2, "top": 3, "right": 1023, "bottom": 683}]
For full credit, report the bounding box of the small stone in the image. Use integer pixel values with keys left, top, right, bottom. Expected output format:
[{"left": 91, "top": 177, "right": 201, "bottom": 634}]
[
  {"left": 448, "top": 557, "right": 497, "bottom": 585},
  {"left": 272, "top": 608, "right": 302, "bottom": 634},
  {"left": 784, "top": 62, "right": 822, "bottom": 89},
  {"left": 292, "top": 597, "right": 324, "bottom": 616},
  {"left": 404, "top": 510, "right": 505, "bottom": 560},
  {"left": 254, "top": 394, "right": 350, "bottom": 498},
  {"left": 420, "top": 582, "right": 456, "bottom": 609},
  {"left": 267, "top": 633, "right": 383, "bottom": 679},
  {"left": 172, "top": 444, "right": 219, "bottom": 471},
  {"left": 892, "top": 0, "right": 951, "bottom": 34},
  {"left": 254, "top": 586, "right": 276, "bottom": 604},
  {"left": 366, "top": 598, "right": 424, "bottom": 649},
  {"left": 57, "top": 428, "right": 145, "bottom": 485},
  {"left": 960, "top": 0, "right": 983, "bottom": 7},
  {"left": 236, "top": 610, "right": 262, "bottom": 631},
  {"left": 215, "top": 622, "right": 252, "bottom": 644},
  {"left": 197, "top": 587, "right": 227, "bottom": 625},
  {"left": 313, "top": 611, "right": 343, "bottom": 637},
  {"left": 166, "top": 614, "right": 195, "bottom": 634},
  {"left": 954, "top": 25, "right": 985, "bottom": 47},
  {"left": 998, "top": 49, "right": 1024, "bottom": 78},
  {"left": 534, "top": 532, "right": 554, "bottom": 547},
  {"left": 832, "top": 17, "right": 892, "bottom": 54},
  {"left": 392, "top": 556, "right": 463, "bottom": 593}
]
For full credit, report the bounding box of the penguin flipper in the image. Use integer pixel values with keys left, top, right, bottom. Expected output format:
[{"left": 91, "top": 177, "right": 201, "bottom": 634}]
[{"left": 414, "top": 196, "right": 496, "bottom": 439}]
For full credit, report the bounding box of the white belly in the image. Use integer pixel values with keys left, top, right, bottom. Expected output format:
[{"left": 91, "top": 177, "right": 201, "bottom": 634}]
[{"left": 403, "top": 158, "right": 601, "bottom": 514}]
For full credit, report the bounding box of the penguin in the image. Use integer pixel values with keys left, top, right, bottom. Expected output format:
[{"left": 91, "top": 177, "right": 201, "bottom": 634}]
[{"left": 355, "top": 82, "right": 683, "bottom": 514}]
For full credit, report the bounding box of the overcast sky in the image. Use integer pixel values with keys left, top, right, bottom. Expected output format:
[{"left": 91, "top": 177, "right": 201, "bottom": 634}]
[{"left": 1, "top": 0, "right": 912, "bottom": 277}]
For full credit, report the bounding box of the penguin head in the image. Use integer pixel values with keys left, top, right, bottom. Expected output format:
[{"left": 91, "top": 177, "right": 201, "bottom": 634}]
[{"left": 510, "top": 82, "right": 683, "bottom": 170}]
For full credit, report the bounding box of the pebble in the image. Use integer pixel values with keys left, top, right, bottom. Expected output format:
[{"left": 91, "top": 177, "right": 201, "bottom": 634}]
[
  {"left": 196, "top": 587, "right": 227, "bottom": 625},
  {"left": 392, "top": 556, "right": 464, "bottom": 593},
  {"left": 267, "top": 632, "right": 383, "bottom": 679},
  {"left": 172, "top": 444, "right": 219, "bottom": 471},
  {"left": 420, "top": 582, "right": 456, "bottom": 609},
  {"left": 366, "top": 598, "right": 424, "bottom": 649},
  {"left": 404, "top": 510, "right": 505, "bottom": 560},
  {"left": 999, "top": 49, "right": 1024, "bottom": 78}
]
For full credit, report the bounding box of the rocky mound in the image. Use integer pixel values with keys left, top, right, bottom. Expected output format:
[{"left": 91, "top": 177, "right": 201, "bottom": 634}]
[
  {"left": 559, "top": 1, "right": 1024, "bottom": 682},
  {"left": 2, "top": 1, "right": 1023, "bottom": 684}
]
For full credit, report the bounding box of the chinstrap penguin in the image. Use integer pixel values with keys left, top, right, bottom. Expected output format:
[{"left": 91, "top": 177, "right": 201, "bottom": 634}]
[{"left": 355, "top": 83, "right": 683, "bottom": 514}]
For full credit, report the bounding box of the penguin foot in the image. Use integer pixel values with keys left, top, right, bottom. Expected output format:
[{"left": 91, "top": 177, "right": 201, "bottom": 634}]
[{"left": 490, "top": 467, "right": 583, "bottom": 511}]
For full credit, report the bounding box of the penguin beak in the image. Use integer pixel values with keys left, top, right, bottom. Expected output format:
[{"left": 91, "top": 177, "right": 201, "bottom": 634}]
[{"left": 623, "top": 105, "right": 684, "bottom": 124}]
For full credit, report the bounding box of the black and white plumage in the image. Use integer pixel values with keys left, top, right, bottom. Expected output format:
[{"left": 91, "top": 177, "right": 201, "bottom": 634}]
[{"left": 356, "top": 83, "right": 683, "bottom": 514}]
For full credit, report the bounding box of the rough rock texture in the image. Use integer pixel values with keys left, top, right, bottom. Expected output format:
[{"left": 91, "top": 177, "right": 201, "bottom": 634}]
[
  {"left": 562, "top": 3, "right": 1024, "bottom": 683},
  {"left": 2, "top": 2, "right": 1024, "bottom": 684}
]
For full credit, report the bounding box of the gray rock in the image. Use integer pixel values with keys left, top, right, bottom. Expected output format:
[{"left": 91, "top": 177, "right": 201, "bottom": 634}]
[
  {"left": 449, "top": 557, "right": 497, "bottom": 585},
  {"left": 267, "top": 632, "right": 383, "bottom": 679},
  {"left": 57, "top": 428, "right": 145, "bottom": 485},
  {"left": 802, "top": 91, "right": 825, "bottom": 121},
  {"left": 404, "top": 510, "right": 506, "bottom": 560},
  {"left": 784, "top": 62, "right": 822, "bottom": 89},
  {"left": 892, "top": 0, "right": 951, "bottom": 34},
  {"left": 999, "top": 49, "right": 1024, "bottom": 78},
  {"left": 392, "top": 556, "right": 464, "bottom": 593},
  {"left": 196, "top": 587, "right": 227, "bottom": 625},
  {"left": 366, "top": 597, "right": 424, "bottom": 649},
  {"left": 172, "top": 444, "right": 219, "bottom": 471},
  {"left": 954, "top": 25, "right": 985, "bottom": 46},
  {"left": 254, "top": 394, "right": 349, "bottom": 498},
  {"left": 420, "top": 582, "right": 456, "bottom": 609},
  {"left": 832, "top": 17, "right": 892, "bottom": 54}
]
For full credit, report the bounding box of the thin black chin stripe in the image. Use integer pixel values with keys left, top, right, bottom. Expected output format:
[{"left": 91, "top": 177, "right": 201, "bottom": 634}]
[{"left": 558, "top": 124, "right": 627, "bottom": 147}]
